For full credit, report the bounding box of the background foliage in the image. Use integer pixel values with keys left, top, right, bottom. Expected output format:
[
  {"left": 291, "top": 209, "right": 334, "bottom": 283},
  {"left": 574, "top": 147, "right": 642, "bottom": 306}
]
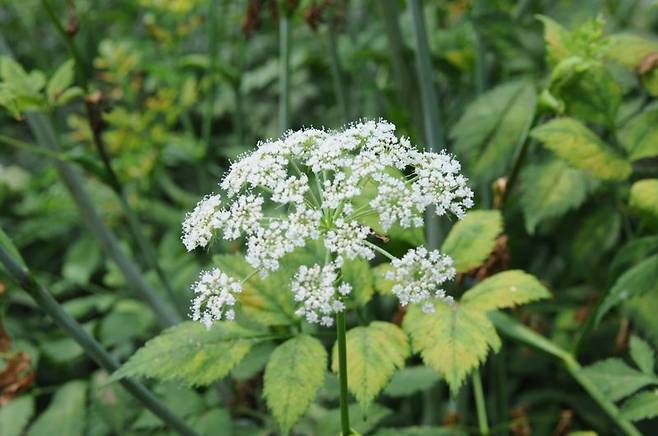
[{"left": 1, "top": 0, "right": 658, "bottom": 435}]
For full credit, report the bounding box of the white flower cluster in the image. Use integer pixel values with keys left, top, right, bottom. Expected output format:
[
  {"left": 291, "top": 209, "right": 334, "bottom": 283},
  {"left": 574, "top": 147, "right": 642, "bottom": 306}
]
[
  {"left": 181, "top": 120, "right": 472, "bottom": 327},
  {"left": 190, "top": 268, "right": 242, "bottom": 329},
  {"left": 386, "top": 247, "right": 456, "bottom": 313},
  {"left": 291, "top": 263, "right": 351, "bottom": 326}
]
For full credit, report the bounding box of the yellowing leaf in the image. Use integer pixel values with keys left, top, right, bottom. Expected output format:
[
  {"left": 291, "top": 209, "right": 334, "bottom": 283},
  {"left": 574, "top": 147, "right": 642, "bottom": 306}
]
[
  {"left": 403, "top": 302, "right": 501, "bottom": 395},
  {"left": 531, "top": 117, "right": 631, "bottom": 180},
  {"left": 264, "top": 335, "right": 326, "bottom": 434},
  {"left": 537, "top": 15, "right": 572, "bottom": 65},
  {"left": 332, "top": 322, "right": 410, "bottom": 410},
  {"left": 450, "top": 80, "right": 536, "bottom": 182},
  {"left": 605, "top": 34, "right": 658, "bottom": 68},
  {"left": 372, "top": 263, "right": 395, "bottom": 295},
  {"left": 442, "top": 210, "right": 502, "bottom": 273},
  {"left": 109, "top": 322, "right": 266, "bottom": 386},
  {"left": 342, "top": 258, "right": 375, "bottom": 306},
  {"left": 519, "top": 158, "right": 595, "bottom": 233},
  {"left": 461, "top": 270, "right": 551, "bottom": 312},
  {"left": 630, "top": 179, "right": 658, "bottom": 221}
]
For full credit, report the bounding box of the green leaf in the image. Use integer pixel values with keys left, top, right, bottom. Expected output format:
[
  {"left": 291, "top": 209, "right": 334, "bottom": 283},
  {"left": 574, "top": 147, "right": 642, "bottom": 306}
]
[
  {"left": 383, "top": 366, "right": 441, "bottom": 397},
  {"left": 581, "top": 358, "right": 658, "bottom": 401},
  {"left": 132, "top": 383, "right": 205, "bottom": 430},
  {"left": 630, "top": 179, "right": 658, "bottom": 222},
  {"left": 332, "top": 322, "right": 410, "bottom": 410},
  {"left": 605, "top": 34, "right": 658, "bottom": 68},
  {"left": 618, "top": 107, "right": 658, "bottom": 161},
  {"left": 531, "top": 117, "right": 631, "bottom": 180},
  {"left": 109, "top": 321, "right": 265, "bottom": 386},
  {"left": 450, "top": 80, "right": 536, "bottom": 182},
  {"left": 610, "top": 236, "right": 658, "bottom": 279},
  {"left": 403, "top": 302, "right": 501, "bottom": 395},
  {"left": 46, "top": 60, "right": 75, "bottom": 102},
  {"left": 620, "top": 390, "right": 658, "bottom": 422},
  {"left": 519, "top": 158, "right": 595, "bottom": 233},
  {"left": 461, "top": 270, "right": 551, "bottom": 312},
  {"left": 264, "top": 334, "right": 326, "bottom": 434},
  {"left": 62, "top": 236, "right": 101, "bottom": 284},
  {"left": 0, "top": 395, "right": 34, "bottom": 436},
  {"left": 231, "top": 341, "right": 276, "bottom": 381},
  {"left": 315, "top": 403, "right": 392, "bottom": 436},
  {"left": 596, "top": 254, "right": 658, "bottom": 325},
  {"left": 569, "top": 205, "right": 621, "bottom": 270},
  {"left": 623, "top": 292, "right": 658, "bottom": 350},
  {"left": 342, "top": 258, "right": 375, "bottom": 306},
  {"left": 441, "top": 210, "right": 502, "bottom": 273},
  {"left": 214, "top": 252, "right": 318, "bottom": 326},
  {"left": 375, "top": 426, "right": 468, "bottom": 436},
  {"left": 99, "top": 300, "right": 156, "bottom": 347},
  {"left": 629, "top": 336, "right": 655, "bottom": 376},
  {"left": 549, "top": 58, "right": 621, "bottom": 126},
  {"left": 27, "top": 381, "right": 87, "bottom": 436}
]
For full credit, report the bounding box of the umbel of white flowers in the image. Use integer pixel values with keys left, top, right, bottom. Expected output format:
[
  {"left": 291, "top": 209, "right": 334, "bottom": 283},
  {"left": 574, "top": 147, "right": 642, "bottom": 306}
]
[{"left": 182, "top": 120, "right": 473, "bottom": 328}]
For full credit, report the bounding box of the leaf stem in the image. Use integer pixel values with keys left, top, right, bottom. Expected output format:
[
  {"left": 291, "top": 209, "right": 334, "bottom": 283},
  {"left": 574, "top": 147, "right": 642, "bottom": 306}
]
[
  {"left": 490, "top": 312, "right": 641, "bottom": 436},
  {"left": 0, "top": 244, "right": 198, "bottom": 436},
  {"left": 336, "top": 310, "right": 351, "bottom": 435},
  {"left": 364, "top": 240, "right": 397, "bottom": 261},
  {"left": 472, "top": 369, "right": 490, "bottom": 435}
]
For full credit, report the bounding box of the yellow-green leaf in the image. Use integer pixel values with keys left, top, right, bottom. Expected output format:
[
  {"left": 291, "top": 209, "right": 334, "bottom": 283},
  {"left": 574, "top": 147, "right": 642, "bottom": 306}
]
[
  {"left": 109, "top": 321, "right": 265, "bottom": 386},
  {"left": 461, "top": 270, "right": 551, "bottom": 312},
  {"left": 342, "top": 258, "right": 375, "bottom": 306},
  {"left": 442, "top": 210, "right": 502, "bottom": 273},
  {"left": 531, "top": 117, "right": 631, "bottom": 180},
  {"left": 46, "top": 60, "right": 75, "bottom": 102},
  {"left": 403, "top": 302, "right": 501, "bottom": 395},
  {"left": 605, "top": 34, "right": 658, "bottom": 68},
  {"left": 630, "top": 179, "right": 658, "bottom": 221},
  {"left": 332, "top": 322, "right": 410, "bottom": 410},
  {"left": 372, "top": 263, "right": 394, "bottom": 295},
  {"left": 264, "top": 335, "right": 326, "bottom": 434},
  {"left": 537, "top": 15, "right": 572, "bottom": 66}
]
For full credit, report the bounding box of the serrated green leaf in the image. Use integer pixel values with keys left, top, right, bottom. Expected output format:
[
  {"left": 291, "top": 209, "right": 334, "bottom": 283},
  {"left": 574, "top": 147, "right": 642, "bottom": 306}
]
[
  {"left": 581, "top": 358, "right": 658, "bottom": 401},
  {"left": 630, "top": 179, "right": 658, "bottom": 222},
  {"left": 549, "top": 58, "right": 621, "bottom": 126},
  {"left": 332, "top": 322, "right": 410, "bottom": 410},
  {"left": 569, "top": 205, "right": 621, "bottom": 270},
  {"left": 629, "top": 336, "right": 655, "bottom": 375},
  {"left": 450, "top": 80, "right": 536, "bottom": 182},
  {"left": 519, "top": 158, "right": 595, "bottom": 233},
  {"left": 605, "top": 34, "right": 658, "bottom": 68},
  {"left": 618, "top": 107, "right": 658, "bottom": 161},
  {"left": 0, "top": 395, "right": 34, "bottom": 436},
  {"left": 623, "top": 292, "right": 658, "bottom": 350},
  {"left": 342, "top": 257, "right": 375, "bottom": 306},
  {"left": 441, "top": 210, "right": 502, "bottom": 273},
  {"left": 596, "top": 254, "right": 658, "bottom": 325},
  {"left": 109, "top": 321, "right": 266, "bottom": 386},
  {"left": 620, "top": 390, "right": 658, "bottom": 422},
  {"left": 46, "top": 60, "right": 75, "bottom": 102},
  {"left": 264, "top": 334, "right": 326, "bottom": 434},
  {"left": 27, "top": 381, "right": 87, "bottom": 436},
  {"left": 383, "top": 366, "right": 441, "bottom": 397},
  {"left": 403, "top": 302, "right": 500, "bottom": 395},
  {"left": 531, "top": 117, "right": 631, "bottom": 180},
  {"left": 461, "top": 270, "right": 551, "bottom": 312}
]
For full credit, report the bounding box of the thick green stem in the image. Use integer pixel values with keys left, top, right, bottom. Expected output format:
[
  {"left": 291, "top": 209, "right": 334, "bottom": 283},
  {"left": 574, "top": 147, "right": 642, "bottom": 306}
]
[
  {"left": 26, "top": 112, "right": 180, "bottom": 327},
  {"left": 490, "top": 312, "right": 641, "bottom": 436},
  {"left": 409, "top": 0, "right": 445, "bottom": 248},
  {"left": 279, "top": 15, "right": 291, "bottom": 134},
  {"left": 472, "top": 370, "right": 489, "bottom": 435},
  {"left": 0, "top": 245, "right": 197, "bottom": 436},
  {"left": 336, "top": 310, "right": 351, "bottom": 435}
]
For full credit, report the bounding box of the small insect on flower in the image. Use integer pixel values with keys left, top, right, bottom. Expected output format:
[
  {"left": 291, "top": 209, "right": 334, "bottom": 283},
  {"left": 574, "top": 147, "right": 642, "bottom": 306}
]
[{"left": 181, "top": 119, "right": 473, "bottom": 328}]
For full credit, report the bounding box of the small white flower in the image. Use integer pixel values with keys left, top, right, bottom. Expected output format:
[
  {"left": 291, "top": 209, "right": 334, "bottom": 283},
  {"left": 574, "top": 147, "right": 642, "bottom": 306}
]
[
  {"left": 190, "top": 268, "right": 242, "bottom": 329},
  {"left": 222, "top": 194, "right": 264, "bottom": 240},
  {"left": 291, "top": 263, "right": 350, "bottom": 326},
  {"left": 324, "top": 218, "right": 374, "bottom": 266},
  {"left": 181, "top": 194, "right": 225, "bottom": 251},
  {"left": 386, "top": 247, "right": 456, "bottom": 311},
  {"left": 370, "top": 174, "right": 424, "bottom": 231}
]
